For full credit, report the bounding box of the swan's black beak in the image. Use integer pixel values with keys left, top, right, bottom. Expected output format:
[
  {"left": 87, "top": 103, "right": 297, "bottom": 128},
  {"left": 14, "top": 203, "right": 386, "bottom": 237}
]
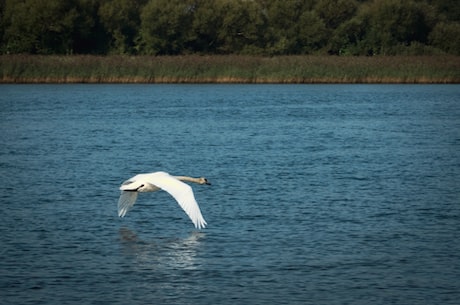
[{"left": 205, "top": 179, "right": 211, "bottom": 185}]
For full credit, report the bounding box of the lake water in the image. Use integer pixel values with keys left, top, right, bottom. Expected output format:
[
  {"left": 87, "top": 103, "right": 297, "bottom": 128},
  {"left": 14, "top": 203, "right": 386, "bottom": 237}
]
[{"left": 1, "top": 84, "right": 459, "bottom": 304}]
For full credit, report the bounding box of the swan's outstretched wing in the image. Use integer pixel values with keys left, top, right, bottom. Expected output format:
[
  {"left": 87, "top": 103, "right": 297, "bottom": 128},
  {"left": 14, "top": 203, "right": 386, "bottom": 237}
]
[
  {"left": 118, "top": 178, "right": 144, "bottom": 217},
  {"left": 145, "top": 172, "right": 207, "bottom": 229},
  {"left": 118, "top": 190, "right": 138, "bottom": 217}
]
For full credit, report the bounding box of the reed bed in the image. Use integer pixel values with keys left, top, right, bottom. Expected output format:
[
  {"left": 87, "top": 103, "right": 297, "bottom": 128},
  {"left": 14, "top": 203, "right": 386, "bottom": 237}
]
[{"left": 1, "top": 55, "right": 459, "bottom": 83}]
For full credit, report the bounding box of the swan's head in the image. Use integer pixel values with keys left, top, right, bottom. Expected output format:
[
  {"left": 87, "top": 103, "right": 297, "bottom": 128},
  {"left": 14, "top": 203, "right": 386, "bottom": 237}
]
[{"left": 199, "top": 177, "right": 211, "bottom": 185}]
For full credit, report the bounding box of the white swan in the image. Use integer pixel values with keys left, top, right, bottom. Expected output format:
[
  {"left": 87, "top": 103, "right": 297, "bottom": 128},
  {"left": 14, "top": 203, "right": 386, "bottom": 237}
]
[{"left": 118, "top": 171, "right": 210, "bottom": 229}]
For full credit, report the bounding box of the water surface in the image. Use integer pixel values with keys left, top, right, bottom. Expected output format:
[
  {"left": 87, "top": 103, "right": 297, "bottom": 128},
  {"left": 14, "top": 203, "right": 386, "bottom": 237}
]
[{"left": 1, "top": 84, "right": 459, "bottom": 304}]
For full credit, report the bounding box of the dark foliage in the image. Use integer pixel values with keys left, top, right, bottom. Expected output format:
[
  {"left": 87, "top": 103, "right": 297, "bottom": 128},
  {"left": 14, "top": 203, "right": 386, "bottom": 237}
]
[{"left": 0, "top": 0, "right": 458, "bottom": 55}]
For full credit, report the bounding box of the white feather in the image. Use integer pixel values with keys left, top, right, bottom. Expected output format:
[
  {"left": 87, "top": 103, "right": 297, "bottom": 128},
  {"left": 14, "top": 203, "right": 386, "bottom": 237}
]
[{"left": 117, "top": 171, "right": 208, "bottom": 229}]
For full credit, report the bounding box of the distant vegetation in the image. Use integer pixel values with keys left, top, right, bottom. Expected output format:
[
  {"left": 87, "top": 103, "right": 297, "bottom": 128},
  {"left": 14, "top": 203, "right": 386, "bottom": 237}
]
[
  {"left": 1, "top": 0, "right": 458, "bottom": 83},
  {"left": 2, "top": 55, "right": 459, "bottom": 83},
  {"left": 0, "top": 0, "right": 459, "bottom": 56}
]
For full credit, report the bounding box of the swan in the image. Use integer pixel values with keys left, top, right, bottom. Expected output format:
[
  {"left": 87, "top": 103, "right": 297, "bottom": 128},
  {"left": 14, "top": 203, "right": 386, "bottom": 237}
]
[{"left": 118, "top": 171, "right": 210, "bottom": 229}]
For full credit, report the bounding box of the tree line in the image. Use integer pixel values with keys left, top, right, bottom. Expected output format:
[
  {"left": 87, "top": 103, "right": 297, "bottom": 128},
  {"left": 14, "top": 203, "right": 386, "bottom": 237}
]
[{"left": 1, "top": 0, "right": 459, "bottom": 56}]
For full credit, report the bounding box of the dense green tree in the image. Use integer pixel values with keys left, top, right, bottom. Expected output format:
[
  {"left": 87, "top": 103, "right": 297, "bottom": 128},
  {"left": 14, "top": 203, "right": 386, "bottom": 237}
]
[
  {"left": 2, "top": 0, "right": 79, "bottom": 54},
  {"left": 296, "top": 11, "right": 328, "bottom": 53},
  {"left": 0, "top": 0, "right": 5, "bottom": 49},
  {"left": 139, "top": 0, "right": 193, "bottom": 55},
  {"left": 330, "top": 14, "right": 371, "bottom": 55},
  {"left": 0, "top": 0, "right": 458, "bottom": 56},
  {"left": 189, "top": 0, "right": 225, "bottom": 53},
  {"left": 71, "top": 0, "right": 109, "bottom": 54},
  {"left": 263, "top": 0, "right": 316, "bottom": 54},
  {"left": 428, "top": 0, "right": 460, "bottom": 22},
  {"left": 365, "top": 0, "right": 435, "bottom": 55},
  {"left": 217, "top": 0, "right": 266, "bottom": 54},
  {"left": 314, "top": 0, "right": 358, "bottom": 29},
  {"left": 429, "top": 21, "right": 460, "bottom": 55},
  {"left": 98, "top": 0, "right": 146, "bottom": 54},
  {"left": 0, "top": 0, "right": 107, "bottom": 54},
  {"left": 330, "top": 0, "right": 440, "bottom": 55}
]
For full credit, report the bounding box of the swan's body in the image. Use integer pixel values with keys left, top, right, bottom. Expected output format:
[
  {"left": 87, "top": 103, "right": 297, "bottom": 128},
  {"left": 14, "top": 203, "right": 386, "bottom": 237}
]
[{"left": 118, "top": 171, "right": 209, "bottom": 229}]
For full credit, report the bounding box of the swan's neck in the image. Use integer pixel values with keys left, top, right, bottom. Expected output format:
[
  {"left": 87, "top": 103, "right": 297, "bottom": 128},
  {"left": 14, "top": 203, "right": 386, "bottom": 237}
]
[{"left": 175, "top": 176, "right": 202, "bottom": 184}]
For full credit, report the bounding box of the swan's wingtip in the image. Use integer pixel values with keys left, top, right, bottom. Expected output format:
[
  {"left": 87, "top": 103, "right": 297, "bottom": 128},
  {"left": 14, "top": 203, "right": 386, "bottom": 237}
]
[{"left": 195, "top": 219, "right": 208, "bottom": 229}]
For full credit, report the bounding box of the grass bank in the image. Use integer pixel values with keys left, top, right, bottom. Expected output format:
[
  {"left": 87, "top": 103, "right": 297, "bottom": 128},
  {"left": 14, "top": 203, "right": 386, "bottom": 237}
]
[{"left": 1, "top": 55, "right": 459, "bottom": 83}]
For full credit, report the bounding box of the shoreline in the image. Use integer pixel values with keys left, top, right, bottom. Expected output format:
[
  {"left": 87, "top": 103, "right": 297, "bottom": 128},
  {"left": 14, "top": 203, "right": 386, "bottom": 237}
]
[
  {"left": 1, "top": 77, "right": 456, "bottom": 84},
  {"left": 1, "top": 55, "right": 459, "bottom": 84}
]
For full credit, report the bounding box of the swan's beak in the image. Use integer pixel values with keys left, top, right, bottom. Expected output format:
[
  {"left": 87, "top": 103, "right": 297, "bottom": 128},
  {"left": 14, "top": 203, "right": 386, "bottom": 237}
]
[{"left": 205, "top": 180, "right": 211, "bottom": 185}]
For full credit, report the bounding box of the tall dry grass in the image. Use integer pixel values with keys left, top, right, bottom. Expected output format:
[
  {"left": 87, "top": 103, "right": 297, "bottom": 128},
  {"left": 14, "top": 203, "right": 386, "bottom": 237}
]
[{"left": 1, "top": 55, "right": 459, "bottom": 83}]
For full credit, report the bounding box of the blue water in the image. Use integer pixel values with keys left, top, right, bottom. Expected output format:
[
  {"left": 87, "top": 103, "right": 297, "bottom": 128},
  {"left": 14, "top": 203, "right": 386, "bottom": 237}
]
[{"left": 1, "top": 84, "right": 459, "bottom": 304}]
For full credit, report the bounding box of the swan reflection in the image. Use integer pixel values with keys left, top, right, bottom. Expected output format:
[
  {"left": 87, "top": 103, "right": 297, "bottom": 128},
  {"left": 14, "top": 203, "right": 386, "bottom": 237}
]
[{"left": 118, "top": 227, "right": 205, "bottom": 271}]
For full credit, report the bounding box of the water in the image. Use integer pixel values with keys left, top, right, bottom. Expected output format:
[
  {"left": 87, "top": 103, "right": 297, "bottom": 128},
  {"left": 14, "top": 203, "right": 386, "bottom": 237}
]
[{"left": 1, "top": 84, "right": 459, "bottom": 304}]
